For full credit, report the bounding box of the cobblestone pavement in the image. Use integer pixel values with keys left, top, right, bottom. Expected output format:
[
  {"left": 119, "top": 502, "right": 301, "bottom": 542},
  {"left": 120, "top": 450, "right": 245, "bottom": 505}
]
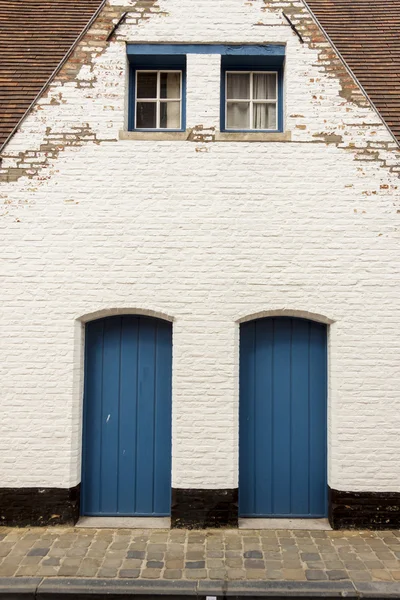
[{"left": 0, "top": 527, "right": 400, "bottom": 584}]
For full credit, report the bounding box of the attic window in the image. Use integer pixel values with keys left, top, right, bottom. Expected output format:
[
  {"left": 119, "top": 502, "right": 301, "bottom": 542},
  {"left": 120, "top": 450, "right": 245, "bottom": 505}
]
[
  {"left": 128, "top": 55, "right": 186, "bottom": 132},
  {"left": 135, "top": 71, "right": 182, "bottom": 130}
]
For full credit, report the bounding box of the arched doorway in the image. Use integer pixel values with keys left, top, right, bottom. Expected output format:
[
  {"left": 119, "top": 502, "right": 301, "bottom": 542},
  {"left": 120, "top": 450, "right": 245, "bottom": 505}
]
[
  {"left": 239, "top": 317, "right": 327, "bottom": 517},
  {"left": 81, "top": 315, "right": 172, "bottom": 516}
]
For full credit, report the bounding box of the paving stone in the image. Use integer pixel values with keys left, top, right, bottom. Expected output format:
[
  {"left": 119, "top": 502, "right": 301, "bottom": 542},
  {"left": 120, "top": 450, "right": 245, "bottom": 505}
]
[
  {"left": 147, "top": 552, "right": 164, "bottom": 561},
  {"left": 283, "top": 568, "right": 306, "bottom": 580},
  {"left": 147, "top": 544, "right": 166, "bottom": 552},
  {"left": 58, "top": 565, "right": 80, "bottom": 576},
  {"left": 126, "top": 550, "right": 145, "bottom": 559},
  {"left": 208, "top": 550, "right": 224, "bottom": 558},
  {"left": 244, "top": 550, "right": 263, "bottom": 559},
  {"left": 185, "top": 560, "right": 205, "bottom": 569},
  {"left": 119, "top": 569, "right": 140, "bottom": 578},
  {"left": 349, "top": 570, "right": 373, "bottom": 582},
  {"left": 364, "top": 560, "right": 384, "bottom": 568},
  {"left": 165, "top": 559, "right": 184, "bottom": 569},
  {"left": 209, "top": 568, "right": 227, "bottom": 579},
  {"left": 77, "top": 558, "right": 102, "bottom": 577},
  {"left": 163, "top": 569, "right": 182, "bottom": 579},
  {"left": 370, "top": 569, "right": 393, "bottom": 581},
  {"left": 150, "top": 533, "right": 169, "bottom": 542},
  {"left": 37, "top": 566, "right": 59, "bottom": 576},
  {"left": 141, "top": 568, "right": 162, "bottom": 579},
  {"left": 305, "top": 569, "right": 328, "bottom": 581},
  {"left": 186, "top": 551, "right": 205, "bottom": 560},
  {"left": 98, "top": 567, "right": 118, "bottom": 578},
  {"left": 0, "top": 562, "right": 19, "bottom": 576},
  {"left": 344, "top": 561, "right": 367, "bottom": 570},
  {"left": 326, "top": 569, "right": 348, "bottom": 580},
  {"left": 21, "top": 555, "right": 42, "bottom": 565},
  {"left": 227, "top": 568, "right": 246, "bottom": 580},
  {"left": 121, "top": 559, "right": 142, "bottom": 569},
  {"left": 15, "top": 564, "right": 39, "bottom": 577},
  {"left": 185, "top": 568, "right": 207, "bottom": 579},
  {"left": 103, "top": 558, "right": 124, "bottom": 568},
  {"left": 128, "top": 543, "right": 147, "bottom": 551},
  {"left": 266, "top": 569, "right": 284, "bottom": 580},
  {"left": 147, "top": 560, "right": 164, "bottom": 568},
  {"left": 301, "top": 552, "right": 321, "bottom": 562},
  {"left": 225, "top": 550, "right": 242, "bottom": 558},
  {"left": 244, "top": 559, "right": 265, "bottom": 569},
  {"left": 207, "top": 558, "right": 224, "bottom": 569},
  {"left": 66, "top": 547, "right": 88, "bottom": 557},
  {"left": 246, "top": 569, "right": 266, "bottom": 579},
  {"left": 226, "top": 557, "right": 243, "bottom": 567},
  {"left": 27, "top": 547, "right": 49, "bottom": 557},
  {"left": 42, "top": 557, "right": 60, "bottom": 566},
  {"left": 390, "top": 570, "right": 400, "bottom": 580}
]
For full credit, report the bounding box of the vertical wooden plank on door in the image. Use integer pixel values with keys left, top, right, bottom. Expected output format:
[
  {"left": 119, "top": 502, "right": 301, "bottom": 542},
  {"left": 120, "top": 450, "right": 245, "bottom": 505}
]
[
  {"left": 254, "top": 318, "right": 273, "bottom": 515},
  {"left": 290, "top": 319, "right": 310, "bottom": 515},
  {"left": 135, "top": 318, "right": 156, "bottom": 514},
  {"left": 153, "top": 320, "right": 172, "bottom": 515},
  {"left": 118, "top": 317, "right": 139, "bottom": 514},
  {"left": 100, "top": 317, "right": 121, "bottom": 514},
  {"left": 239, "top": 321, "right": 256, "bottom": 515},
  {"left": 82, "top": 320, "right": 104, "bottom": 515},
  {"left": 309, "top": 322, "right": 328, "bottom": 516},
  {"left": 272, "top": 318, "right": 292, "bottom": 515}
]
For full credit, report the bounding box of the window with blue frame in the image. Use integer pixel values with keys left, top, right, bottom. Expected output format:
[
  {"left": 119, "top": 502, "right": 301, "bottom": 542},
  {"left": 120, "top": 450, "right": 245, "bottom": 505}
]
[
  {"left": 128, "top": 55, "right": 186, "bottom": 131},
  {"left": 221, "top": 56, "right": 284, "bottom": 132},
  {"left": 127, "top": 45, "right": 285, "bottom": 134}
]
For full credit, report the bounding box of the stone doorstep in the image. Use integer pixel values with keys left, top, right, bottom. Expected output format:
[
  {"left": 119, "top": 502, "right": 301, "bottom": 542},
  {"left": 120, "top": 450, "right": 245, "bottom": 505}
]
[{"left": 2, "top": 577, "right": 400, "bottom": 599}]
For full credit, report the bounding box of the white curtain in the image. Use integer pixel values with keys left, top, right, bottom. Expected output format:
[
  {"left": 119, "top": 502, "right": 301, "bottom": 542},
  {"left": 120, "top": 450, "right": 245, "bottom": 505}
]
[
  {"left": 227, "top": 73, "right": 277, "bottom": 130},
  {"left": 161, "top": 101, "right": 181, "bottom": 128},
  {"left": 160, "top": 72, "right": 181, "bottom": 128}
]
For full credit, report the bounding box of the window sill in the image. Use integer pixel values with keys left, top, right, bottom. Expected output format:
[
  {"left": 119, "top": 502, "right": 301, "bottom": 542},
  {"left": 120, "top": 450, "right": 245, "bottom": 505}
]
[
  {"left": 120, "top": 131, "right": 188, "bottom": 141},
  {"left": 119, "top": 130, "right": 291, "bottom": 142},
  {"left": 215, "top": 131, "right": 291, "bottom": 142}
]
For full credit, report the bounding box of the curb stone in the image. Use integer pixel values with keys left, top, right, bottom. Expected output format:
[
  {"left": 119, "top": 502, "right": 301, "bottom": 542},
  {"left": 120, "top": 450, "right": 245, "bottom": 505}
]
[
  {"left": 0, "top": 578, "right": 398, "bottom": 599},
  {"left": 0, "top": 578, "right": 41, "bottom": 600}
]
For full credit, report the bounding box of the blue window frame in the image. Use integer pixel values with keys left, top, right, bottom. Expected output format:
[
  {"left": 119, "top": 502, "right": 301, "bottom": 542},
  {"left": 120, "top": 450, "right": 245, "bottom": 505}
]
[
  {"left": 128, "top": 56, "right": 186, "bottom": 131},
  {"left": 127, "top": 45, "right": 286, "bottom": 134},
  {"left": 221, "top": 56, "right": 284, "bottom": 133}
]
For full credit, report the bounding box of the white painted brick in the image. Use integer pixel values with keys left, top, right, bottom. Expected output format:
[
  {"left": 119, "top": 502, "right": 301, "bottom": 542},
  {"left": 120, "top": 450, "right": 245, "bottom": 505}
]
[{"left": 0, "top": 0, "right": 399, "bottom": 494}]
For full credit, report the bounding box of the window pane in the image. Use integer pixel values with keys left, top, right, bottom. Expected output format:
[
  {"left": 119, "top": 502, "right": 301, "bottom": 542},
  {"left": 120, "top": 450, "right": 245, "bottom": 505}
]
[
  {"left": 137, "top": 72, "right": 157, "bottom": 98},
  {"left": 227, "top": 73, "right": 250, "bottom": 99},
  {"left": 253, "top": 103, "right": 277, "bottom": 129},
  {"left": 253, "top": 74, "right": 276, "bottom": 100},
  {"left": 160, "top": 72, "right": 181, "bottom": 99},
  {"left": 160, "top": 101, "right": 181, "bottom": 128},
  {"left": 226, "top": 102, "right": 250, "bottom": 129},
  {"left": 136, "top": 102, "right": 157, "bottom": 128}
]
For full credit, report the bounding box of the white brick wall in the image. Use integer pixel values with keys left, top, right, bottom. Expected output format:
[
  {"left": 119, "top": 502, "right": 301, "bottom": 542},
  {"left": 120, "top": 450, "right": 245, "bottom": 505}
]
[{"left": 0, "top": 0, "right": 399, "bottom": 493}]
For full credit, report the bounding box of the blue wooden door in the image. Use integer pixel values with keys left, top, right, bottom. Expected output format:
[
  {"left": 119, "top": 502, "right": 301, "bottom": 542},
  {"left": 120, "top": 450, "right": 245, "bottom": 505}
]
[
  {"left": 239, "top": 317, "right": 327, "bottom": 517},
  {"left": 81, "top": 316, "right": 172, "bottom": 516}
]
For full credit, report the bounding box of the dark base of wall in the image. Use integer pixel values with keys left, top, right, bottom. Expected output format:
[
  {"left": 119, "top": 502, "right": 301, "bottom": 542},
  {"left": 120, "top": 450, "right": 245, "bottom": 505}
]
[
  {"left": 329, "top": 488, "right": 400, "bottom": 529},
  {"left": 0, "top": 485, "right": 80, "bottom": 527},
  {"left": 171, "top": 488, "right": 238, "bottom": 529}
]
